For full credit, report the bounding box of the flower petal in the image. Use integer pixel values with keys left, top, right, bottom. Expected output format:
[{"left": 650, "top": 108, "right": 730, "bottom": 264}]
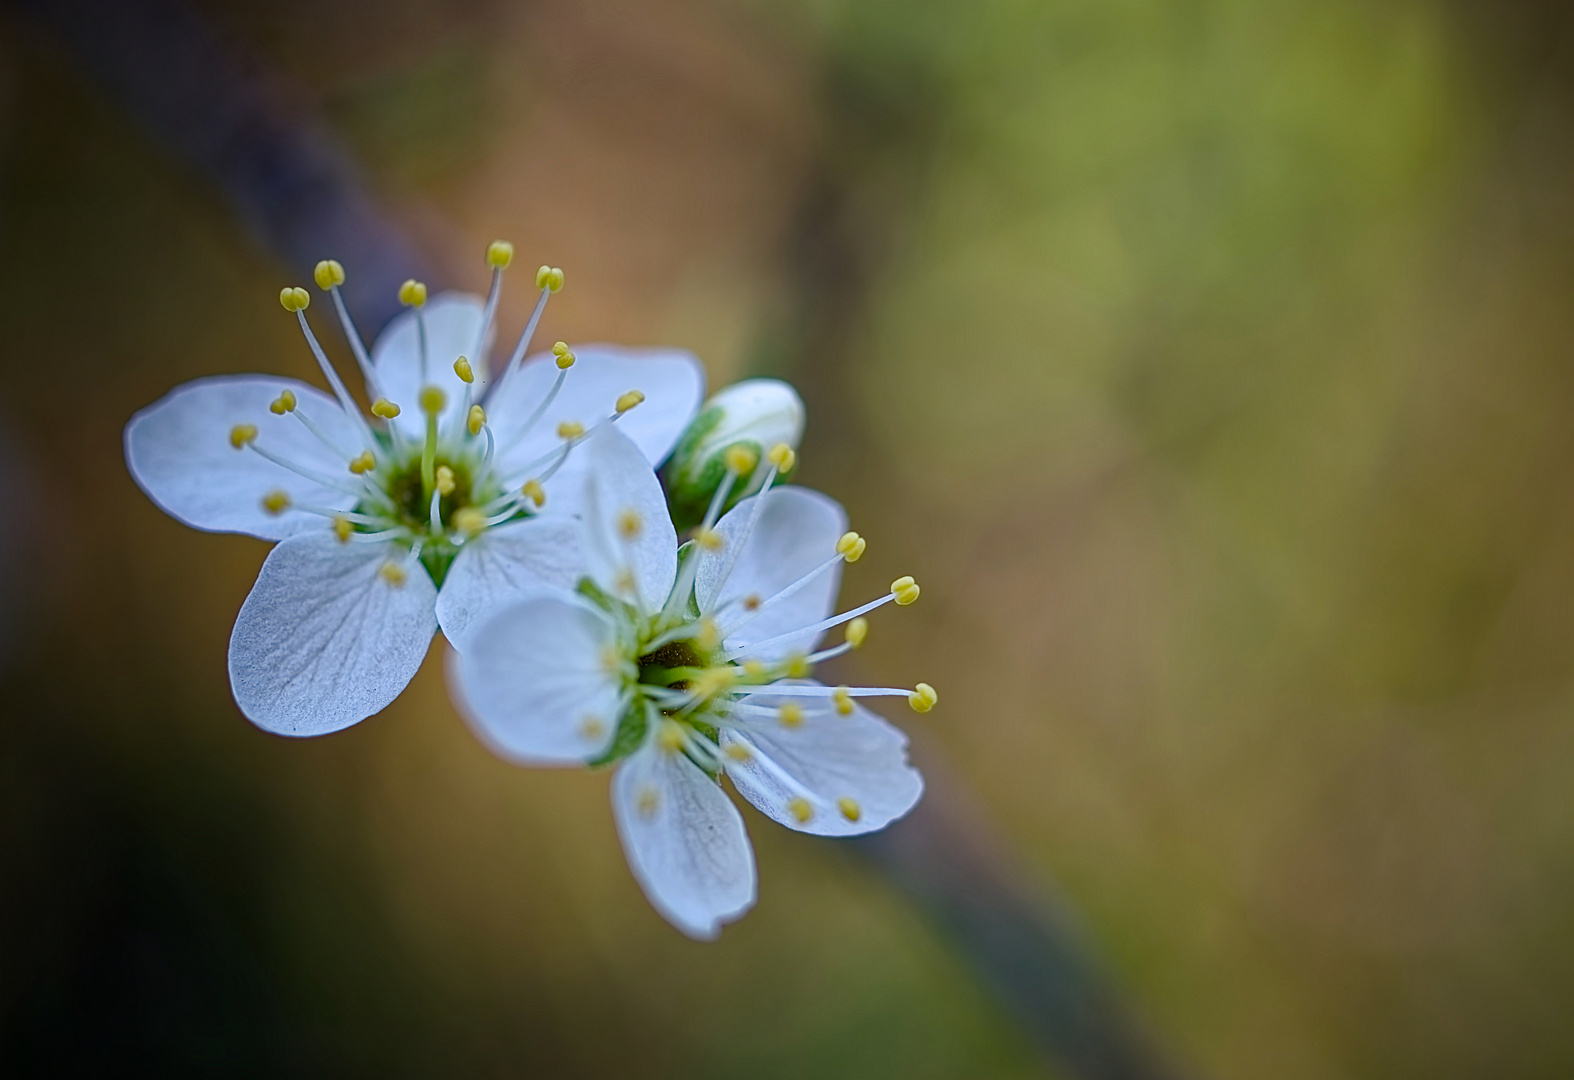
[
  {"left": 721, "top": 681, "right": 923, "bottom": 837},
  {"left": 486, "top": 345, "right": 705, "bottom": 484},
  {"left": 696, "top": 486, "right": 847, "bottom": 660},
  {"left": 125, "top": 375, "right": 363, "bottom": 541},
  {"left": 435, "top": 517, "right": 584, "bottom": 650},
  {"left": 580, "top": 426, "right": 677, "bottom": 612},
  {"left": 451, "top": 591, "right": 623, "bottom": 765},
  {"left": 228, "top": 532, "right": 437, "bottom": 736},
  {"left": 371, "top": 292, "right": 489, "bottom": 440},
  {"left": 612, "top": 742, "right": 756, "bottom": 939}
]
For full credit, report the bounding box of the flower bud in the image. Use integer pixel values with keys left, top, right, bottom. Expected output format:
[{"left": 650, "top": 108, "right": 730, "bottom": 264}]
[{"left": 663, "top": 378, "right": 805, "bottom": 530}]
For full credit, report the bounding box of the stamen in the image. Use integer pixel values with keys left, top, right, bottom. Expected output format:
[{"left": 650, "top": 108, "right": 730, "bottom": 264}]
[
  {"left": 333, "top": 516, "right": 354, "bottom": 543},
  {"left": 779, "top": 703, "right": 804, "bottom": 729},
  {"left": 767, "top": 443, "right": 796, "bottom": 473},
  {"left": 467, "top": 405, "right": 486, "bottom": 436},
  {"left": 371, "top": 399, "right": 402, "bottom": 419},
  {"left": 521, "top": 479, "right": 546, "bottom": 507},
  {"left": 837, "top": 797, "right": 862, "bottom": 822},
  {"left": 615, "top": 390, "right": 645, "bottom": 414},
  {"left": 379, "top": 561, "right": 409, "bottom": 588},
  {"left": 243, "top": 441, "right": 363, "bottom": 497},
  {"left": 229, "top": 424, "right": 258, "bottom": 449},
  {"left": 805, "top": 617, "right": 868, "bottom": 665},
  {"left": 454, "top": 356, "right": 474, "bottom": 384},
  {"left": 730, "top": 684, "right": 911, "bottom": 699},
  {"left": 314, "top": 260, "right": 380, "bottom": 399},
  {"left": 261, "top": 490, "right": 290, "bottom": 515},
  {"left": 290, "top": 407, "right": 353, "bottom": 461},
  {"left": 908, "top": 682, "right": 938, "bottom": 713},
  {"left": 269, "top": 390, "right": 296, "bottom": 415},
  {"left": 787, "top": 797, "right": 813, "bottom": 824},
  {"left": 837, "top": 531, "right": 866, "bottom": 562},
  {"left": 349, "top": 450, "right": 376, "bottom": 475},
  {"left": 283, "top": 289, "right": 375, "bottom": 447},
  {"left": 473, "top": 241, "right": 513, "bottom": 366},
  {"left": 721, "top": 548, "right": 847, "bottom": 639},
  {"left": 492, "top": 272, "right": 562, "bottom": 398},
  {"left": 452, "top": 507, "right": 486, "bottom": 537},
  {"left": 436, "top": 465, "right": 456, "bottom": 496},
  {"left": 557, "top": 420, "right": 585, "bottom": 440},
  {"left": 725, "top": 583, "right": 912, "bottom": 661}
]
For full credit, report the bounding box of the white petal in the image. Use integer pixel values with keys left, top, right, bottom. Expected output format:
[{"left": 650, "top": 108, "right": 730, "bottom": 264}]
[
  {"left": 721, "top": 682, "right": 923, "bottom": 837},
  {"left": 696, "top": 486, "right": 847, "bottom": 660},
  {"left": 371, "top": 292, "right": 489, "bottom": 440},
  {"left": 435, "top": 517, "right": 584, "bottom": 650},
  {"left": 580, "top": 426, "right": 677, "bottom": 611},
  {"left": 228, "top": 532, "right": 437, "bottom": 736},
  {"left": 452, "top": 591, "right": 623, "bottom": 765},
  {"left": 486, "top": 345, "right": 705, "bottom": 483},
  {"left": 125, "top": 375, "right": 363, "bottom": 540},
  {"left": 612, "top": 742, "right": 756, "bottom": 939}
]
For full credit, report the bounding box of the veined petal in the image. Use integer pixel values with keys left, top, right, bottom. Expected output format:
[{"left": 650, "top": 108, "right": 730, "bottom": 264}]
[
  {"left": 696, "top": 486, "right": 847, "bottom": 660},
  {"left": 435, "top": 517, "right": 584, "bottom": 650},
  {"left": 487, "top": 345, "right": 705, "bottom": 482},
  {"left": 721, "top": 681, "right": 922, "bottom": 838},
  {"left": 452, "top": 592, "right": 623, "bottom": 765},
  {"left": 580, "top": 427, "right": 677, "bottom": 612},
  {"left": 228, "top": 532, "right": 437, "bottom": 736},
  {"left": 612, "top": 741, "right": 756, "bottom": 939},
  {"left": 125, "top": 375, "right": 362, "bottom": 541},
  {"left": 372, "top": 292, "right": 489, "bottom": 440}
]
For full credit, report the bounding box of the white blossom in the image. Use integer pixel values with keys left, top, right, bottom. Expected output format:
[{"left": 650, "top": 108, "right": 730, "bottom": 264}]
[
  {"left": 452, "top": 426, "right": 928, "bottom": 938},
  {"left": 125, "top": 252, "right": 703, "bottom": 736}
]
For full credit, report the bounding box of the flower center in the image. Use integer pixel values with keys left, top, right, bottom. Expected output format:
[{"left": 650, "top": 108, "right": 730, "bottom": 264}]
[{"left": 381, "top": 455, "right": 480, "bottom": 531}]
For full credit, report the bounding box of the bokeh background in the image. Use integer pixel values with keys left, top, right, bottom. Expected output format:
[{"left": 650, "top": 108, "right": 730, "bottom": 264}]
[{"left": 5, "top": 0, "right": 1574, "bottom": 1076}]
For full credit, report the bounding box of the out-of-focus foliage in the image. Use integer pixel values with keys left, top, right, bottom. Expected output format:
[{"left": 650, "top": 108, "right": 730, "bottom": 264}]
[{"left": 5, "top": 0, "right": 1574, "bottom": 1077}]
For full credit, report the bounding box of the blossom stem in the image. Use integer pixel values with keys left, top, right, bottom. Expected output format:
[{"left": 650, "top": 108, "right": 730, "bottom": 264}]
[{"left": 724, "top": 591, "right": 896, "bottom": 661}]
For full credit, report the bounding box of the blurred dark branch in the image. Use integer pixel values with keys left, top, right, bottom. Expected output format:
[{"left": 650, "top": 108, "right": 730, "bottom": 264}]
[
  {"left": 12, "top": 2, "right": 1195, "bottom": 1077},
  {"left": 8, "top": 0, "right": 434, "bottom": 331}
]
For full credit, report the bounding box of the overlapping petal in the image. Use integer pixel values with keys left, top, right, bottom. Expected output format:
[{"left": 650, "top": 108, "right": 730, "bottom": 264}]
[
  {"left": 720, "top": 682, "right": 922, "bottom": 838},
  {"left": 696, "top": 486, "right": 847, "bottom": 660},
  {"left": 580, "top": 427, "right": 677, "bottom": 611},
  {"left": 487, "top": 345, "right": 704, "bottom": 488},
  {"left": 371, "top": 292, "right": 489, "bottom": 440},
  {"left": 435, "top": 517, "right": 584, "bottom": 650},
  {"left": 612, "top": 741, "right": 756, "bottom": 939},
  {"left": 125, "top": 375, "right": 363, "bottom": 541},
  {"left": 453, "top": 592, "right": 623, "bottom": 765},
  {"left": 228, "top": 532, "right": 437, "bottom": 736}
]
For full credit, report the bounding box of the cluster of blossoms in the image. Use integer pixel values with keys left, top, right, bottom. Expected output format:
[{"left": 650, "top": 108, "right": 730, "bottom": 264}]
[{"left": 125, "top": 244, "right": 933, "bottom": 937}]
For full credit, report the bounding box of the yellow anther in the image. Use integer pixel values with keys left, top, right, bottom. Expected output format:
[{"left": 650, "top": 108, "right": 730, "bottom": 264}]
[
  {"left": 695, "top": 527, "right": 723, "bottom": 552},
  {"left": 467, "top": 404, "right": 486, "bottom": 436},
  {"left": 418, "top": 385, "right": 446, "bottom": 414},
  {"left": 767, "top": 442, "right": 796, "bottom": 472},
  {"left": 787, "top": 798, "right": 813, "bottom": 824},
  {"left": 837, "top": 797, "right": 862, "bottom": 823},
  {"left": 742, "top": 659, "right": 766, "bottom": 679},
  {"left": 891, "top": 575, "right": 921, "bottom": 606},
  {"left": 313, "top": 259, "right": 345, "bottom": 290},
  {"left": 636, "top": 785, "right": 660, "bottom": 818},
  {"left": 743, "top": 594, "right": 762, "bottom": 611},
  {"left": 453, "top": 356, "right": 474, "bottom": 384},
  {"left": 785, "top": 652, "right": 811, "bottom": 679},
  {"left": 833, "top": 686, "right": 854, "bottom": 716},
  {"left": 616, "top": 389, "right": 645, "bottom": 414},
  {"left": 521, "top": 479, "right": 546, "bottom": 507},
  {"left": 551, "top": 340, "right": 571, "bottom": 357},
  {"left": 269, "top": 389, "right": 297, "bottom": 415},
  {"left": 332, "top": 516, "right": 353, "bottom": 543},
  {"left": 278, "top": 287, "right": 309, "bottom": 312},
  {"left": 723, "top": 444, "right": 758, "bottom": 475},
  {"left": 557, "top": 420, "right": 585, "bottom": 440},
  {"left": 486, "top": 240, "right": 514, "bottom": 269},
  {"left": 553, "top": 344, "right": 576, "bottom": 370},
  {"left": 348, "top": 450, "right": 376, "bottom": 474},
  {"left": 725, "top": 743, "right": 753, "bottom": 763},
  {"left": 379, "top": 561, "right": 408, "bottom": 587},
  {"left": 229, "top": 423, "right": 258, "bottom": 449},
  {"left": 779, "top": 703, "right": 805, "bottom": 729},
  {"left": 452, "top": 507, "right": 486, "bottom": 536},
  {"left": 836, "top": 531, "right": 866, "bottom": 562},
  {"left": 535, "top": 265, "right": 564, "bottom": 291},
  {"left": 436, "top": 465, "right": 456, "bottom": 496},
  {"left": 691, "top": 667, "right": 737, "bottom": 698},
  {"left": 656, "top": 719, "right": 686, "bottom": 754},
  {"left": 371, "top": 398, "right": 401, "bottom": 419},
  {"left": 398, "top": 279, "right": 427, "bottom": 307},
  {"left": 578, "top": 715, "right": 607, "bottom": 742},
  {"left": 845, "top": 617, "right": 868, "bottom": 649},
  {"left": 695, "top": 618, "right": 720, "bottom": 652},
  {"left": 261, "top": 490, "right": 290, "bottom": 515},
  {"left": 616, "top": 509, "right": 642, "bottom": 540},
  {"left": 908, "top": 682, "right": 938, "bottom": 713},
  {"left": 614, "top": 569, "right": 636, "bottom": 596}
]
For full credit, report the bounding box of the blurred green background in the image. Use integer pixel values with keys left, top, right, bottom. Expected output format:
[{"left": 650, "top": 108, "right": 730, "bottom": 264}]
[{"left": 5, "top": 0, "right": 1574, "bottom": 1076}]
